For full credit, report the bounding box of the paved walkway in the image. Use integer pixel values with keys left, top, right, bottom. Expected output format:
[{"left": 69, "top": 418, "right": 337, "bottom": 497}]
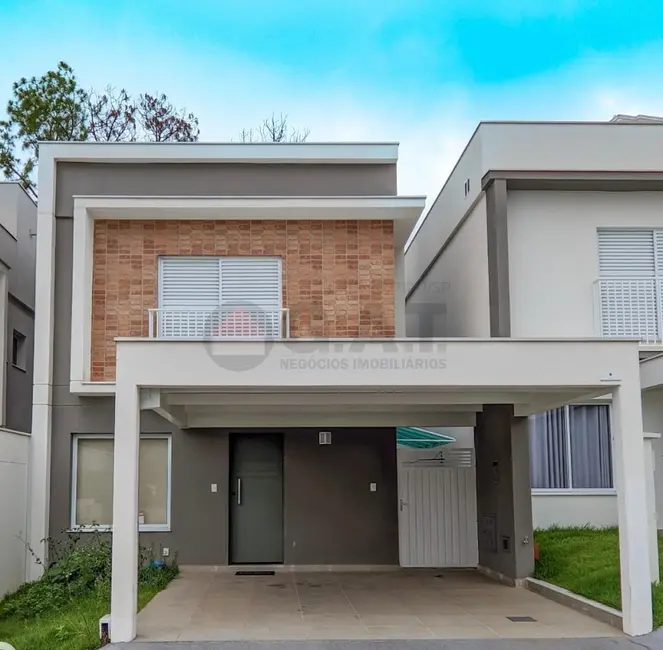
[{"left": 133, "top": 568, "right": 620, "bottom": 642}]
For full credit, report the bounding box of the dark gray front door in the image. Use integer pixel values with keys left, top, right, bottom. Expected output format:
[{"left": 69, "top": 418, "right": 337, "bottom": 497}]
[{"left": 230, "top": 433, "right": 284, "bottom": 564}]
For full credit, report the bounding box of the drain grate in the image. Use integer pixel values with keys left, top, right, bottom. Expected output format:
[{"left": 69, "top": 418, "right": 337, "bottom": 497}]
[
  {"left": 235, "top": 570, "right": 275, "bottom": 576},
  {"left": 506, "top": 616, "right": 537, "bottom": 623}
]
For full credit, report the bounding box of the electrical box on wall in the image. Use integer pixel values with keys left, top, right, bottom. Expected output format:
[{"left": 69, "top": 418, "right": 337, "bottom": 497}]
[{"left": 319, "top": 431, "right": 332, "bottom": 445}]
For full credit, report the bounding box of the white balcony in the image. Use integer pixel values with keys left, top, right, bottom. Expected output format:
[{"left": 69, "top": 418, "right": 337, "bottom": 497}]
[
  {"left": 147, "top": 308, "right": 290, "bottom": 340},
  {"left": 594, "top": 278, "right": 663, "bottom": 345}
]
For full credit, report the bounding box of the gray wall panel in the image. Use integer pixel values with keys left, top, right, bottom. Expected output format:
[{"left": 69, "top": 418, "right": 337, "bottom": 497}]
[
  {"left": 13, "top": 189, "right": 37, "bottom": 309},
  {"left": 48, "top": 424, "right": 399, "bottom": 566},
  {"left": 283, "top": 428, "right": 398, "bottom": 565},
  {"left": 474, "top": 405, "right": 533, "bottom": 580},
  {"left": 55, "top": 162, "right": 398, "bottom": 216},
  {"left": 6, "top": 301, "right": 34, "bottom": 432}
]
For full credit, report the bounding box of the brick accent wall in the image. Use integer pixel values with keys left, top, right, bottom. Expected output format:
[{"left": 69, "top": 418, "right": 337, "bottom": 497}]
[{"left": 91, "top": 220, "right": 395, "bottom": 380}]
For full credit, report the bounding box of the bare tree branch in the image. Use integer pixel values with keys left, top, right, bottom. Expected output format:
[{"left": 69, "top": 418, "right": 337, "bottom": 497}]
[
  {"left": 238, "top": 113, "right": 310, "bottom": 143},
  {"left": 87, "top": 86, "right": 137, "bottom": 142},
  {"left": 136, "top": 93, "right": 199, "bottom": 142}
]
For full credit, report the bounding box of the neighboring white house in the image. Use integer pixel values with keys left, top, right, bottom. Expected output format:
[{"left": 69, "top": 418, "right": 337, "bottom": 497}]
[
  {"left": 0, "top": 182, "right": 37, "bottom": 596},
  {"left": 405, "top": 119, "right": 663, "bottom": 532}
]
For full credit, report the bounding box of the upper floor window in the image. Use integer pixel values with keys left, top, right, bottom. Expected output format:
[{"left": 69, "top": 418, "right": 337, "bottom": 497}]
[
  {"left": 12, "top": 330, "right": 27, "bottom": 370},
  {"left": 529, "top": 404, "right": 613, "bottom": 491},
  {"left": 154, "top": 256, "right": 283, "bottom": 339},
  {"left": 598, "top": 228, "right": 662, "bottom": 277},
  {"left": 596, "top": 229, "right": 663, "bottom": 343}
]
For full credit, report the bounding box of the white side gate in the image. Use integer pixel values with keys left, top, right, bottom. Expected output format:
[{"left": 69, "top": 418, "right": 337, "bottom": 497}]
[{"left": 397, "top": 448, "right": 478, "bottom": 568}]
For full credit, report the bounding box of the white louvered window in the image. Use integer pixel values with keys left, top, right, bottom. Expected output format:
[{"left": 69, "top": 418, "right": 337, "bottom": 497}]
[
  {"left": 597, "top": 229, "right": 663, "bottom": 343},
  {"left": 156, "top": 257, "right": 282, "bottom": 338}
]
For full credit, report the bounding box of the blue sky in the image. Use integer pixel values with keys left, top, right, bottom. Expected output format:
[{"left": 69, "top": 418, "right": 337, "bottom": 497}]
[{"left": 2, "top": 0, "right": 663, "bottom": 200}]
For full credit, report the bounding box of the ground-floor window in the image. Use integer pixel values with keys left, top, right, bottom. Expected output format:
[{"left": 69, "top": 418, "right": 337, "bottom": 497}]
[
  {"left": 71, "top": 434, "right": 171, "bottom": 531},
  {"left": 529, "top": 404, "right": 613, "bottom": 490}
]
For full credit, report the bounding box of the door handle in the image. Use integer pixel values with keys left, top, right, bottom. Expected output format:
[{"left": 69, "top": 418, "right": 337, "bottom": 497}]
[{"left": 237, "top": 478, "right": 242, "bottom": 505}]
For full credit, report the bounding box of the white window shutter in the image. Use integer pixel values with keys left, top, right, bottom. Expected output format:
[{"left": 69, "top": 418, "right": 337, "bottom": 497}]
[
  {"left": 219, "top": 258, "right": 282, "bottom": 309},
  {"left": 219, "top": 258, "right": 282, "bottom": 337},
  {"left": 655, "top": 231, "right": 663, "bottom": 275},
  {"left": 159, "top": 257, "right": 220, "bottom": 308},
  {"left": 157, "top": 256, "right": 283, "bottom": 338},
  {"left": 158, "top": 257, "right": 220, "bottom": 337},
  {"left": 597, "top": 229, "right": 655, "bottom": 277},
  {"left": 597, "top": 230, "right": 658, "bottom": 342}
]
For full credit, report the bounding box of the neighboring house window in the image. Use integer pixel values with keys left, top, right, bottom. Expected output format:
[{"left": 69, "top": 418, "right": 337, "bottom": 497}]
[
  {"left": 11, "top": 330, "right": 26, "bottom": 369},
  {"left": 597, "top": 228, "right": 663, "bottom": 341},
  {"left": 529, "top": 405, "right": 613, "bottom": 490},
  {"left": 71, "top": 435, "right": 171, "bottom": 530},
  {"left": 158, "top": 256, "right": 282, "bottom": 338}
]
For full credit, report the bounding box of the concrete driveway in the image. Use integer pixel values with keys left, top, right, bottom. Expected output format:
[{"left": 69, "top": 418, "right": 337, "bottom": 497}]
[{"left": 131, "top": 568, "right": 620, "bottom": 643}]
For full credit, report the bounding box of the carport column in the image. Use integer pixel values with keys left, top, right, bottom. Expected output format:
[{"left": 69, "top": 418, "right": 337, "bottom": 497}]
[
  {"left": 644, "top": 433, "right": 660, "bottom": 585},
  {"left": 110, "top": 378, "right": 140, "bottom": 643},
  {"left": 474, "top": 405, "right": 533, "bottom": 583},
  {"left": 613, "top": 381, "right": 653, "bottom": 636}
]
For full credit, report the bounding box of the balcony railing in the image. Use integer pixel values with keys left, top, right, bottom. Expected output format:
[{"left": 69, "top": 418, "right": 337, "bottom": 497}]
[
  {"left": 147, "top": 308, "right": 290, "bottom": 339},
  {"left": 594, "top": 278, "right": 662, "bottom": 344}
]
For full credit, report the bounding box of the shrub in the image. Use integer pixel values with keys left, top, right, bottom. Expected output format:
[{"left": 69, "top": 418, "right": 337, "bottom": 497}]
[{"left": 0, "top": 532, "right": 177, "bottom": 621}]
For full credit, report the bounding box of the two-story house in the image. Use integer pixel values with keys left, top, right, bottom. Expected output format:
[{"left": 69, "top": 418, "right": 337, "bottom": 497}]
[
  {"left": 0, "top": 182, "right": 36, "bottom": 596},
  {"left": 29, "top": 141, "right": 652, "bottom": 641}
]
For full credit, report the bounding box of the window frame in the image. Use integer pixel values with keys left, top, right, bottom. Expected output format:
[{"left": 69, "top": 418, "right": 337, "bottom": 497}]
[
  {"left": 530, "top": 403, "right": 616, "bottom": 495},
  {"left": 70, "top": 433, "right": 172, "bottom": 533},
  {"left": 596, "top": 227, "right": 663, "bottom": 342},
  {"left": 157, "top": 255, "right": 284, "bottom": 338},
  {"left": 11, "top": 329, "right": 27, "bottom": 370},
  {"left": 157, "top": 255, "right": 284, "bottom": 309}
]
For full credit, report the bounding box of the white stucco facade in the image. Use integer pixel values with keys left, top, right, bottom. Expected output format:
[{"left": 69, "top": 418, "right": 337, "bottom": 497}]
[
  {"left": 406, "top": 195, "right": 490, "bottom": 338},
  {"left": 0, "top": 428, "right": 29, "bottom": 596},
  {"left": 402, "top": 122, "right": 663, "bottom": 638},
  {"left": 405, "top": 123, "right": 663, "bottom": 542},
  {"left": 507, "top": 190, "right": 663, "bottom": 339}
]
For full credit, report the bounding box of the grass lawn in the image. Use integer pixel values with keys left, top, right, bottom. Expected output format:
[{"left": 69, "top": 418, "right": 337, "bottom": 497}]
[
  {"left": 0, "top": 581, "right": 169, "bottom": 650},
  {"left": 0, "top": 534, "right": 178, "bottom": 650},
  {"left": 534, "top": 527, "right": 663, "bottom": 628}
]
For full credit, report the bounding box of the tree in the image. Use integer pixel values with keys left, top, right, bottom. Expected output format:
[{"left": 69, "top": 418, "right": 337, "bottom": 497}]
[
  {"left": 135, "top": 93, "right": 199, "bottom": 142},
  {"left": 238, "top": 113, "right": 309, "bottom": 143},
  {"left": 0, "top": 62, "right": 87, "bottom": 200},
  {"left": 0, "top": 62, "right": 200, "bottom": 198},
  {"left": 87, "top": 87, "right": 200, "bottom": 143},
  {"left": 86, "top": 86, "right": 136, "bottom": 143}
]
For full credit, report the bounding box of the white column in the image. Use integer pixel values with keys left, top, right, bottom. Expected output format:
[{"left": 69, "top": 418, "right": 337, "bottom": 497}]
[
  {"left": 644, "top": 433, "right": 660, "bottom": 584},
  {"left": 27, "top": 166, "right": 57, "bottom": 580},
  {"left": 110, "top": 379, "right": 140, "bottom": 643},
  {"left": 612, "top": 381, "right": 653, "bottom": 636}
]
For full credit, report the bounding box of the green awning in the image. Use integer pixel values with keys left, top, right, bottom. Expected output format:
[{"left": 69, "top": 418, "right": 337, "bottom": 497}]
[{"left": 396, "top": 427, "right": 456, "bottom": 449}]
